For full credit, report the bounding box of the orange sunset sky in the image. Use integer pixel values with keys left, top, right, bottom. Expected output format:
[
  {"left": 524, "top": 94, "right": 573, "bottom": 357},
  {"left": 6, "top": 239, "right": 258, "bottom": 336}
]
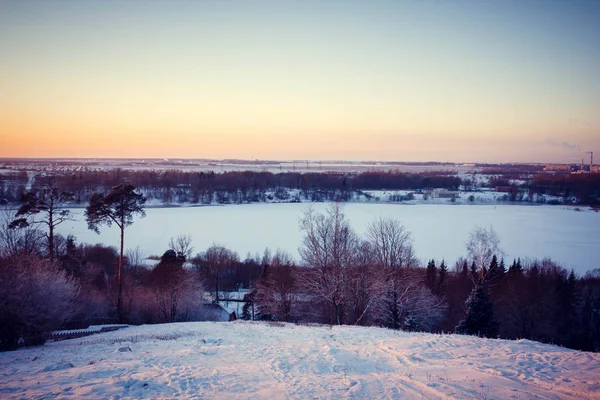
[{"left": 1, "top": 1, "right": 599, "bottom": 163}]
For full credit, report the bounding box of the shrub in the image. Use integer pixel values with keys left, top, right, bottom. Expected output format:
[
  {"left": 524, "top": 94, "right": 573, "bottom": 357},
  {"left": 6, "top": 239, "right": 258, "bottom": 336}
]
[{"left": 0, "top": 256, "right": 79, "bottom": 350}]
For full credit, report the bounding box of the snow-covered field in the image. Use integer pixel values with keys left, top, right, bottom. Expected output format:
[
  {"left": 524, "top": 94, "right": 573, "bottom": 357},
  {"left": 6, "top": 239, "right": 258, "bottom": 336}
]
[
  {"left": 1, "top": 322, "right": 598, "bottom": 399},
  {"left": 0, "top": 159, "right": 478, "bottom": 174},
  {"left": 56, "top": 203, "right": 600, "bottom": 275}
]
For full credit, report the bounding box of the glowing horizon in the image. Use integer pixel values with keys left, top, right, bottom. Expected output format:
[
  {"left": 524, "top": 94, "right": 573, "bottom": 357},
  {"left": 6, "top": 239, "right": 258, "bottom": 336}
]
[{"left": 1, "top": 1, "right": 599, "bottom": 164}]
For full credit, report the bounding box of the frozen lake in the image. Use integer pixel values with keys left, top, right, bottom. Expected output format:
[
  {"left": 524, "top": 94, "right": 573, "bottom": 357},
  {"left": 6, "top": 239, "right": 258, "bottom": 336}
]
[{"left": 57, "top": 203, "right": 600, "bottom": 275}]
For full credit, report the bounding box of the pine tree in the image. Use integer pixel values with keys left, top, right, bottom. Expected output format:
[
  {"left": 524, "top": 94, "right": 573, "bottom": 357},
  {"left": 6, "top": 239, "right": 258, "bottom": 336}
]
[
  {"left": 9, "top": 185, "right": 74, "bottom": 260},
  {"left": 86, "top": 184, "right": 146, "bottom": 322},
  {"left": 456, "top": 284, "right": 498, "bottom": 338}
]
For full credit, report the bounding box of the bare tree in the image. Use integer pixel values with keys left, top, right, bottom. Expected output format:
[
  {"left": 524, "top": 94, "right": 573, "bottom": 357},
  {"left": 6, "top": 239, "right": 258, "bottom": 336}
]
[
  {"left": 366, "top": 217, "right": 418, "bottom": 269},
  {"left": 261, "top": 247, "right": 272, "bottom": 266},
  {"left": 346, "top": 246, "right": 387, "bottom": 326},
  {"left": 466, "top": 226, "right": 502, "bottom": 280},
  {"left": 271, "top": 249, "right": 295, "bottom": 267},
  {"left": 126, "top": 246, "right": 146, "bottom": 271},
  {"left": 254, "top": 250, "right": 298, "bottom": 322},
  {"left": 149, "top": 249, "right": 201, "bottom": 323},
  {"left": 298, "top": 204, "right": 360, "bottom": 325},
  {"left": 363, "top": 219, "right": 428, "bottom": 328},
  {"left": 9, "top": 185, "right": 74, "bottom": 260},
  {"left": 193, "top": 244, "right": 239, "bottom": 301},
  {"left": 169, "top": 234, "right": 194, "bottom": 259}
]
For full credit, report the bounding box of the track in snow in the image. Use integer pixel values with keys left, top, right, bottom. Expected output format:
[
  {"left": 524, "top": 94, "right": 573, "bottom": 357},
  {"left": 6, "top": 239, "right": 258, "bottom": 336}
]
[{"left": 1, "top": 321, "right": 599, "bottom": 399}]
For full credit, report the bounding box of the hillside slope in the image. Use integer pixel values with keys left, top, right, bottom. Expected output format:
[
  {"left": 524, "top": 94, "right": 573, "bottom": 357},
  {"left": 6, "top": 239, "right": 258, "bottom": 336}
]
[{"left": 1, "top": 321, "right": 599, "bottom": 399}]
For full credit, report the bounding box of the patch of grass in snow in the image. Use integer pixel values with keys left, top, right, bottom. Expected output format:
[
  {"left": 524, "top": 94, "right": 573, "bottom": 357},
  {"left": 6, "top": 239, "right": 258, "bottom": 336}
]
[
  {"left": 78, "top": 331, "right": 199, "bottom": 346},
  {"left": 265, "top": 321, "right": 286, "bottom": 328}
]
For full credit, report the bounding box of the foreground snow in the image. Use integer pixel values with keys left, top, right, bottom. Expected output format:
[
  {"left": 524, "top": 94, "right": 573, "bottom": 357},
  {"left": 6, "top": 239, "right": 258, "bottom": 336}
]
[{"left": 1, "top": 322, "right": 599, "bottom": 399}]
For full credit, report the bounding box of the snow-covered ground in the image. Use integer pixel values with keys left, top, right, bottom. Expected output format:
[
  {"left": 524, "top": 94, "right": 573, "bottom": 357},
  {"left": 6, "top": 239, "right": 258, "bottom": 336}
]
[
  {"left": 359, "top": 189, "right": 563, "bottom": 205},
  {"left": 56, "top": 203, "right": 600, "bottom": 276},
  {"left": 1, "top": 322, "right": 598, "bottom": 399},
  {"left": 0, "top": 159, "right": 478, "bottom": 174}
]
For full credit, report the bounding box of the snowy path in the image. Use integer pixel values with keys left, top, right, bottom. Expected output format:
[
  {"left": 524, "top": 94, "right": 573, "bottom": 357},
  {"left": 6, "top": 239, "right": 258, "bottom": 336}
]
[{"left": 1, "top": 322, "right": 599, "bottom": 399}]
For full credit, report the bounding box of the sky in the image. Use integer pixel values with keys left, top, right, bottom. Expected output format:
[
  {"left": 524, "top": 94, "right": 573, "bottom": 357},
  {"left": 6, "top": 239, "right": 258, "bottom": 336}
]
[{"left": 1, "top": 0, "right": 599, "bottom": 163}]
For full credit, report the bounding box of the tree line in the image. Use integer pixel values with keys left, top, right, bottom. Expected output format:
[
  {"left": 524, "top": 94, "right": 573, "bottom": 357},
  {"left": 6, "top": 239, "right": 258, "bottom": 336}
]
[
  {"left": 2, "top": 167, "right": 599, "bottom": 206},
  {"left": 249, "top": 205, "right": 600, "bottom": 352},
  {"left": 1, "top": 185, "right": 599, "bottom": 352}
]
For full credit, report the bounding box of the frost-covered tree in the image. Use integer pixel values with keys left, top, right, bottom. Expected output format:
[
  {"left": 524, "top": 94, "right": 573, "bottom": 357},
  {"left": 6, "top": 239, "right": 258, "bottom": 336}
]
[
  {"left": 376, "top": 270, "right": 445, "bottom": 331},
  {"left": 466, "top": 226, "right": 502, "bottom": 281},
  {"left": 254, "top": 250, "right": 298, "bottom": 322},
  {"left": 365, "top": 218, "right": 417, "bottom": 269},
  {"left": 0, "top": 255, "right": 79, "bottom": 349},
  {"left": 298, "top": 204, "right": 360, "bottom": 325}
]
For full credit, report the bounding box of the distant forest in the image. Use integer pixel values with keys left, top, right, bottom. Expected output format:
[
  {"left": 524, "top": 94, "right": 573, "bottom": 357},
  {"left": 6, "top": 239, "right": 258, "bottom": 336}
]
[{"left": 1, "top": 167, "right": 600, "bottom": 205}]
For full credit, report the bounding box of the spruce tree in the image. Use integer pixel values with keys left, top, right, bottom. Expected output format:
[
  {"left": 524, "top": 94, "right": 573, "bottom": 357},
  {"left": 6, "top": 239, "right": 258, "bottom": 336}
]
[
  {"left": 488, "top": 254, "right": 498, "bottom": 275},
  {"left": 498, "top": 258, "right": 506, "bottom": 277},
  {"left": 436, "top": 260, "right": 448, "bottom": 297},
  {"left": 425, "top": 259, "right": 437, "bottom": 292},
  {"left": 470, "top": 261, "right": 478, "bottom": 282},
  {"left": 509, "top": 259, "right": 517, "bottom": 273},
  {"left": 487, "top": 254, "right": 506, "bottom": 282},
  {"left": 461, "top": 260, "right": 469, "bottom": 276},
  {"left": 456, "top": 284, "right": 498, "bottom": 338}
]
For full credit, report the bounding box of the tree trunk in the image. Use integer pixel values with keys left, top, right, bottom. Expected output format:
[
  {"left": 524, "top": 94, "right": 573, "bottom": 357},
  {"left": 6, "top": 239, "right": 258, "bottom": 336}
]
[
  {"left": 118, "top": 220, "right": 124, "bottom": 323},
  {"left": 48, "top": 213, "right": 54, "bottom": 261}
]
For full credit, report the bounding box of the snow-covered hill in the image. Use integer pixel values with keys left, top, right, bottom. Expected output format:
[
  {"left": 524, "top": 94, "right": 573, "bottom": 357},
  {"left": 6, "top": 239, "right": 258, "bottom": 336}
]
[{"left": 1, "top": 322, "right": 599, "bottom": 399}]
